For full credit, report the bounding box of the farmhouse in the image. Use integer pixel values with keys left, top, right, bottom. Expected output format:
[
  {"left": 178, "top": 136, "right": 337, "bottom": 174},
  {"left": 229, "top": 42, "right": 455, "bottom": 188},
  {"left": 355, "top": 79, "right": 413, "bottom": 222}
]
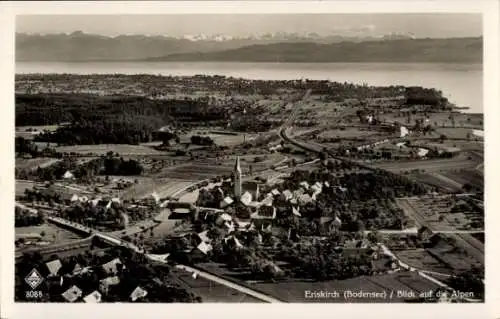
[
  {"left": 61, "top": 285, "right": 82, "bottom": 303},
  {"left": 83, "top": 291, "right": 102, "bottom": 303},
  {"left": 45, "top": 259, "right": 62, "bottom": 277},
  {"left": 99, "top": 276, "right": 120, "bottom": 295},
  {"left": 130, "top": 286, "right": 148, "bottom": 302}
]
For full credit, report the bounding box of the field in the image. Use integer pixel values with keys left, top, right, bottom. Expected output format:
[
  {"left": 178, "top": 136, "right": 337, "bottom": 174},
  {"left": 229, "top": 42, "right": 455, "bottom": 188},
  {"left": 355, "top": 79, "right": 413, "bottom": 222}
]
[
  {"left": 398, "top": 197, "right": 483, "bottom": 232},
  {"left": 55, "top": 144, "right": 163, "bottom": 156},
  {"left": 119, "top": 177, "right": 196, "bottom": 200},
  {"left": 250, "top": 271, "right": 440, "bottom": 303},
  {"left": 371, "top": 153, "right": 478, "bottom": 173},
  {"left": 394, "top": 249, "right": 451, "bottom": 274},
  {"left": 171, "top": 268, "right": 262, "bottom": 303},
  {"left": 379, "top": 112, "right": 483, "bottom": 128},
  {"left": 439, "top": 169, "right": 483, "bottom": 190},
  {"left": 15, "top": 180, "right": 39, "bottom": 197},
  {"left": 16, "top": 157, "right": 62, "bottom": 171},
  {"left": 15, "top": 223, "right": 82, "bottom": 245},
  {"left": 318, "top": 127, "right": 382, "bottom": 139},
  {"left": 435, "top": 127, "right": 482, "bottom": 140},
  {"left": 16, "top": 124, "right": 64, "bottom": 139},
  {"left": 155, "top": 154, "right": 286, "bottom": 180}
]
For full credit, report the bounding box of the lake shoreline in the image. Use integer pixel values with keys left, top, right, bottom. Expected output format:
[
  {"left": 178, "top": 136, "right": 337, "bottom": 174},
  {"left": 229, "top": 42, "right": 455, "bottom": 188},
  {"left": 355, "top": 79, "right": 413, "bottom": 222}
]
[{"left": 15, "top": 62, "right": 483, "bottom": 114}]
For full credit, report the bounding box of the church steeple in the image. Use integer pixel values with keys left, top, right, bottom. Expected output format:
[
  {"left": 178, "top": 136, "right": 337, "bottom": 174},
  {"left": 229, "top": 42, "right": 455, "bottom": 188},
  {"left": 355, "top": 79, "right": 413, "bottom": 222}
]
[{"left": 233, "top": 156, "right": 242, "bottom": 199}]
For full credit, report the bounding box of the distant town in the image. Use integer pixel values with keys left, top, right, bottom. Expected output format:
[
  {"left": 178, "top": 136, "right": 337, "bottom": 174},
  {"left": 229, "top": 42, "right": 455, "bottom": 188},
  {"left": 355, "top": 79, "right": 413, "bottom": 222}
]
[{"left": 15, "top": 73, "right": 484, "bottom": 303}]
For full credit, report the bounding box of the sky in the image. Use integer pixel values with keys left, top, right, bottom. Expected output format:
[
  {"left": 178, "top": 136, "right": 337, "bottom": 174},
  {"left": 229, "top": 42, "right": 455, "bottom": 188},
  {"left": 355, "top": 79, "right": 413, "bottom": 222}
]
[{"left": 16, "top": 14, "right": 482, "bottom": 38}]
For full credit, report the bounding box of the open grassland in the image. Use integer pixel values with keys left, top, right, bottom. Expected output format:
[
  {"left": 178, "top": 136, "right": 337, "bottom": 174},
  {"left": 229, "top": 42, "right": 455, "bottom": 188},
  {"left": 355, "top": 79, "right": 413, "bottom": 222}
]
[{"left": 55, "top": 144, "right": 163, "bottom": 156}]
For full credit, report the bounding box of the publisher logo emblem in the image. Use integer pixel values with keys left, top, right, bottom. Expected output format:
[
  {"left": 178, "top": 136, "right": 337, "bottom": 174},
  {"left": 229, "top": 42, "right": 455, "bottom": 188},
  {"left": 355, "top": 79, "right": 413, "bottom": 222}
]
[{"left": 25, "top": 269, "right": 43, "bottom": 289}]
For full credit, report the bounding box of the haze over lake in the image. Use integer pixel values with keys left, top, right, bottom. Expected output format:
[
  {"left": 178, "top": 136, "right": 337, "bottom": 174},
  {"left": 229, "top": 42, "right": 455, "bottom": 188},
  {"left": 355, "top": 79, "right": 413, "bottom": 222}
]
[{"left": 16, "top": 62, "right": 482, "bottom": 113}]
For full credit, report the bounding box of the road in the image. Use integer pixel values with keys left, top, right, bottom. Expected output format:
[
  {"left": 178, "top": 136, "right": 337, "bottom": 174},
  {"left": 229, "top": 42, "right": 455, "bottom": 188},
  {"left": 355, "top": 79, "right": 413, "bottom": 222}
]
[
  {"left": 47, "top": 215, "right": 283, "bottom": 303},
  {"left": 279, "top": 90, "right": 485, "bottom": 292},
  {"left": 175, "top": 265, "right": 283, "bottom": 303}
]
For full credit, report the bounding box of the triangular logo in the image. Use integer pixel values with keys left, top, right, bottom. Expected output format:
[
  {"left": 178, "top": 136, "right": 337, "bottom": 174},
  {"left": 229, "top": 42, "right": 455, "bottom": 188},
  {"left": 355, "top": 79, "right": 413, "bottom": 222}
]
[{"left": 25, "top": 268, "right": 44, "bottom": 289}]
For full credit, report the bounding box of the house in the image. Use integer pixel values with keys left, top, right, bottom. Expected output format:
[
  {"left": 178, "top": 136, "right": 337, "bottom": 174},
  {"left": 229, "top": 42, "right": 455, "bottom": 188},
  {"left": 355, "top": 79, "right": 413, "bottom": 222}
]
[
  {"left": 83, "top": 291, "right": 102, "bottom": 303},
  {"left": 224, "top": 236, "right": 244, "bottom": 250},
  {"left": 418, "top": 226, "right": 434, "bottom": 242},
  {"left": 70, "top": 194, "right": 79, "bottom": 202},
  {"left": 216, "top": 213, "right": 232, "bottom": 225},
  {"left": 251, "top": 206, "right": 277, "bottom": 220},
  {"left": 151, "top": 192, "right": 160, "bottom": 204},
  {"left": 90, "top": 197, "right": 102, "bottom": 207},
  {"left": 417, "top": 148, "right": 429, "bottom": 157},
  {"left": 197, "top": 230, "right": 211, "bottom": 243},
  {"left": 62, "top": 170, "right": 74, "bottom": 180},
  {"left": 371, "top": 255, "right": 399, "bottom": 274},
  {"left": 332, "top": 216, "right": 342, "bottom": 229},
  {"left": 260, "top": 195, "right": 273, "bottom": 207},
  {"left": 146, "top": 253, "right": 170, "bottom": 263},
  {"left": 61, "top": 285, "right": 82, "bottom": 302},
  {"left": 299, "top": 181, "right": 310, "bottom": 190},
  {"left": 102, "top": 258, "right": 124, "bottom": 275},
  {"left": 271, "top": 189, "right": 281, "bottom": 197},
  {"left": 324, "top": 181, "right": 330, "bottom": 188},
  {"left": 240, "top": 191, "right": 253, "bottom": 206},
  {"left": 298, "top": 193, "right": 313, "bottom": 205},
  {"left": 196, "top": 241, "right": 213, "bottom": 255},
  {"left": 242, "top": 181, "right": 260, "bottom": 200},
  {"left": 282, "top": 190, "right": 293, "bottom": 201},
  {"left": 220, "top": 196, "right": 234, "bottom": 208},
  {"left": 236, "top": 221, "right": 251, "bottom": 230},
  {"left": 130, "top": 286, "right": 148, "bottom": 302},
  {"left": 292, "top": 189, "right": 304, "bottom": 199},
  {"left": 70, "top": 263, "right": 87, "bottom": 276},
  {"left": 45, "top": 259, "right": 62, "bottom": 277},
  {"left": 99, "top": 276, "right": 120, "bottom": 295},
  {"left": 170, "top": 208, "right": 192, "bottom": 219},
  {"left": 400, "top": 126, "right": 410, "bottom": 138}
]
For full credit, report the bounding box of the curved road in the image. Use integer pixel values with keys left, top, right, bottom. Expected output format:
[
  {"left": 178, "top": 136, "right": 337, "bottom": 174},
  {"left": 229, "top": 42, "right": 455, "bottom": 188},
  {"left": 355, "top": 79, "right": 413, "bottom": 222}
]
[{"left": 279, "top": 90, "right": 485, "bottom": 292}]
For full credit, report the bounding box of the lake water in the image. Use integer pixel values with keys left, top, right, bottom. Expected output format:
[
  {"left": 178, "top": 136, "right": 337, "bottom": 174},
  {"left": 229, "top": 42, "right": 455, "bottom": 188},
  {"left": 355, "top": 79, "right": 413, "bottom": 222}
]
[{"left": 16, "top": 62, "right": 483, "bottom": 113}]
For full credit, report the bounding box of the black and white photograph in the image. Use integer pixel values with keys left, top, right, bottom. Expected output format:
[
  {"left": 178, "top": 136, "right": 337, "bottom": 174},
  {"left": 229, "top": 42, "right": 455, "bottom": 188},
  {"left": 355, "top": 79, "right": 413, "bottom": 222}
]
[{"left": 1, "top": 1, "right": 499, "bottom": 317}]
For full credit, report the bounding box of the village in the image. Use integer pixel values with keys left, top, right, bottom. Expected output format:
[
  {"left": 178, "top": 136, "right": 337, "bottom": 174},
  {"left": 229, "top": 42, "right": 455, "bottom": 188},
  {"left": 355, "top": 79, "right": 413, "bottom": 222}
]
[{"left": 14, "top": 74, "right": 484, "bottom": 303}]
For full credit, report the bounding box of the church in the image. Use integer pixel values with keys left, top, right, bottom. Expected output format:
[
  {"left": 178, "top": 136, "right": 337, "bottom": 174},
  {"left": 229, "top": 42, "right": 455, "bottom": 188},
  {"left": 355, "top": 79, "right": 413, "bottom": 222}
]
[{"left": 232, "top": 156, "right": 260, "bottom": 203}]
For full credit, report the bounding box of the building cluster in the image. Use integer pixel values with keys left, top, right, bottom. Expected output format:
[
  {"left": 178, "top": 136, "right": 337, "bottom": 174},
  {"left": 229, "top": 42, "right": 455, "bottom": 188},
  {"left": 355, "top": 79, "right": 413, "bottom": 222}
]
[{"left": 40, "top": 257, "right": 147, "bottom": 303}]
